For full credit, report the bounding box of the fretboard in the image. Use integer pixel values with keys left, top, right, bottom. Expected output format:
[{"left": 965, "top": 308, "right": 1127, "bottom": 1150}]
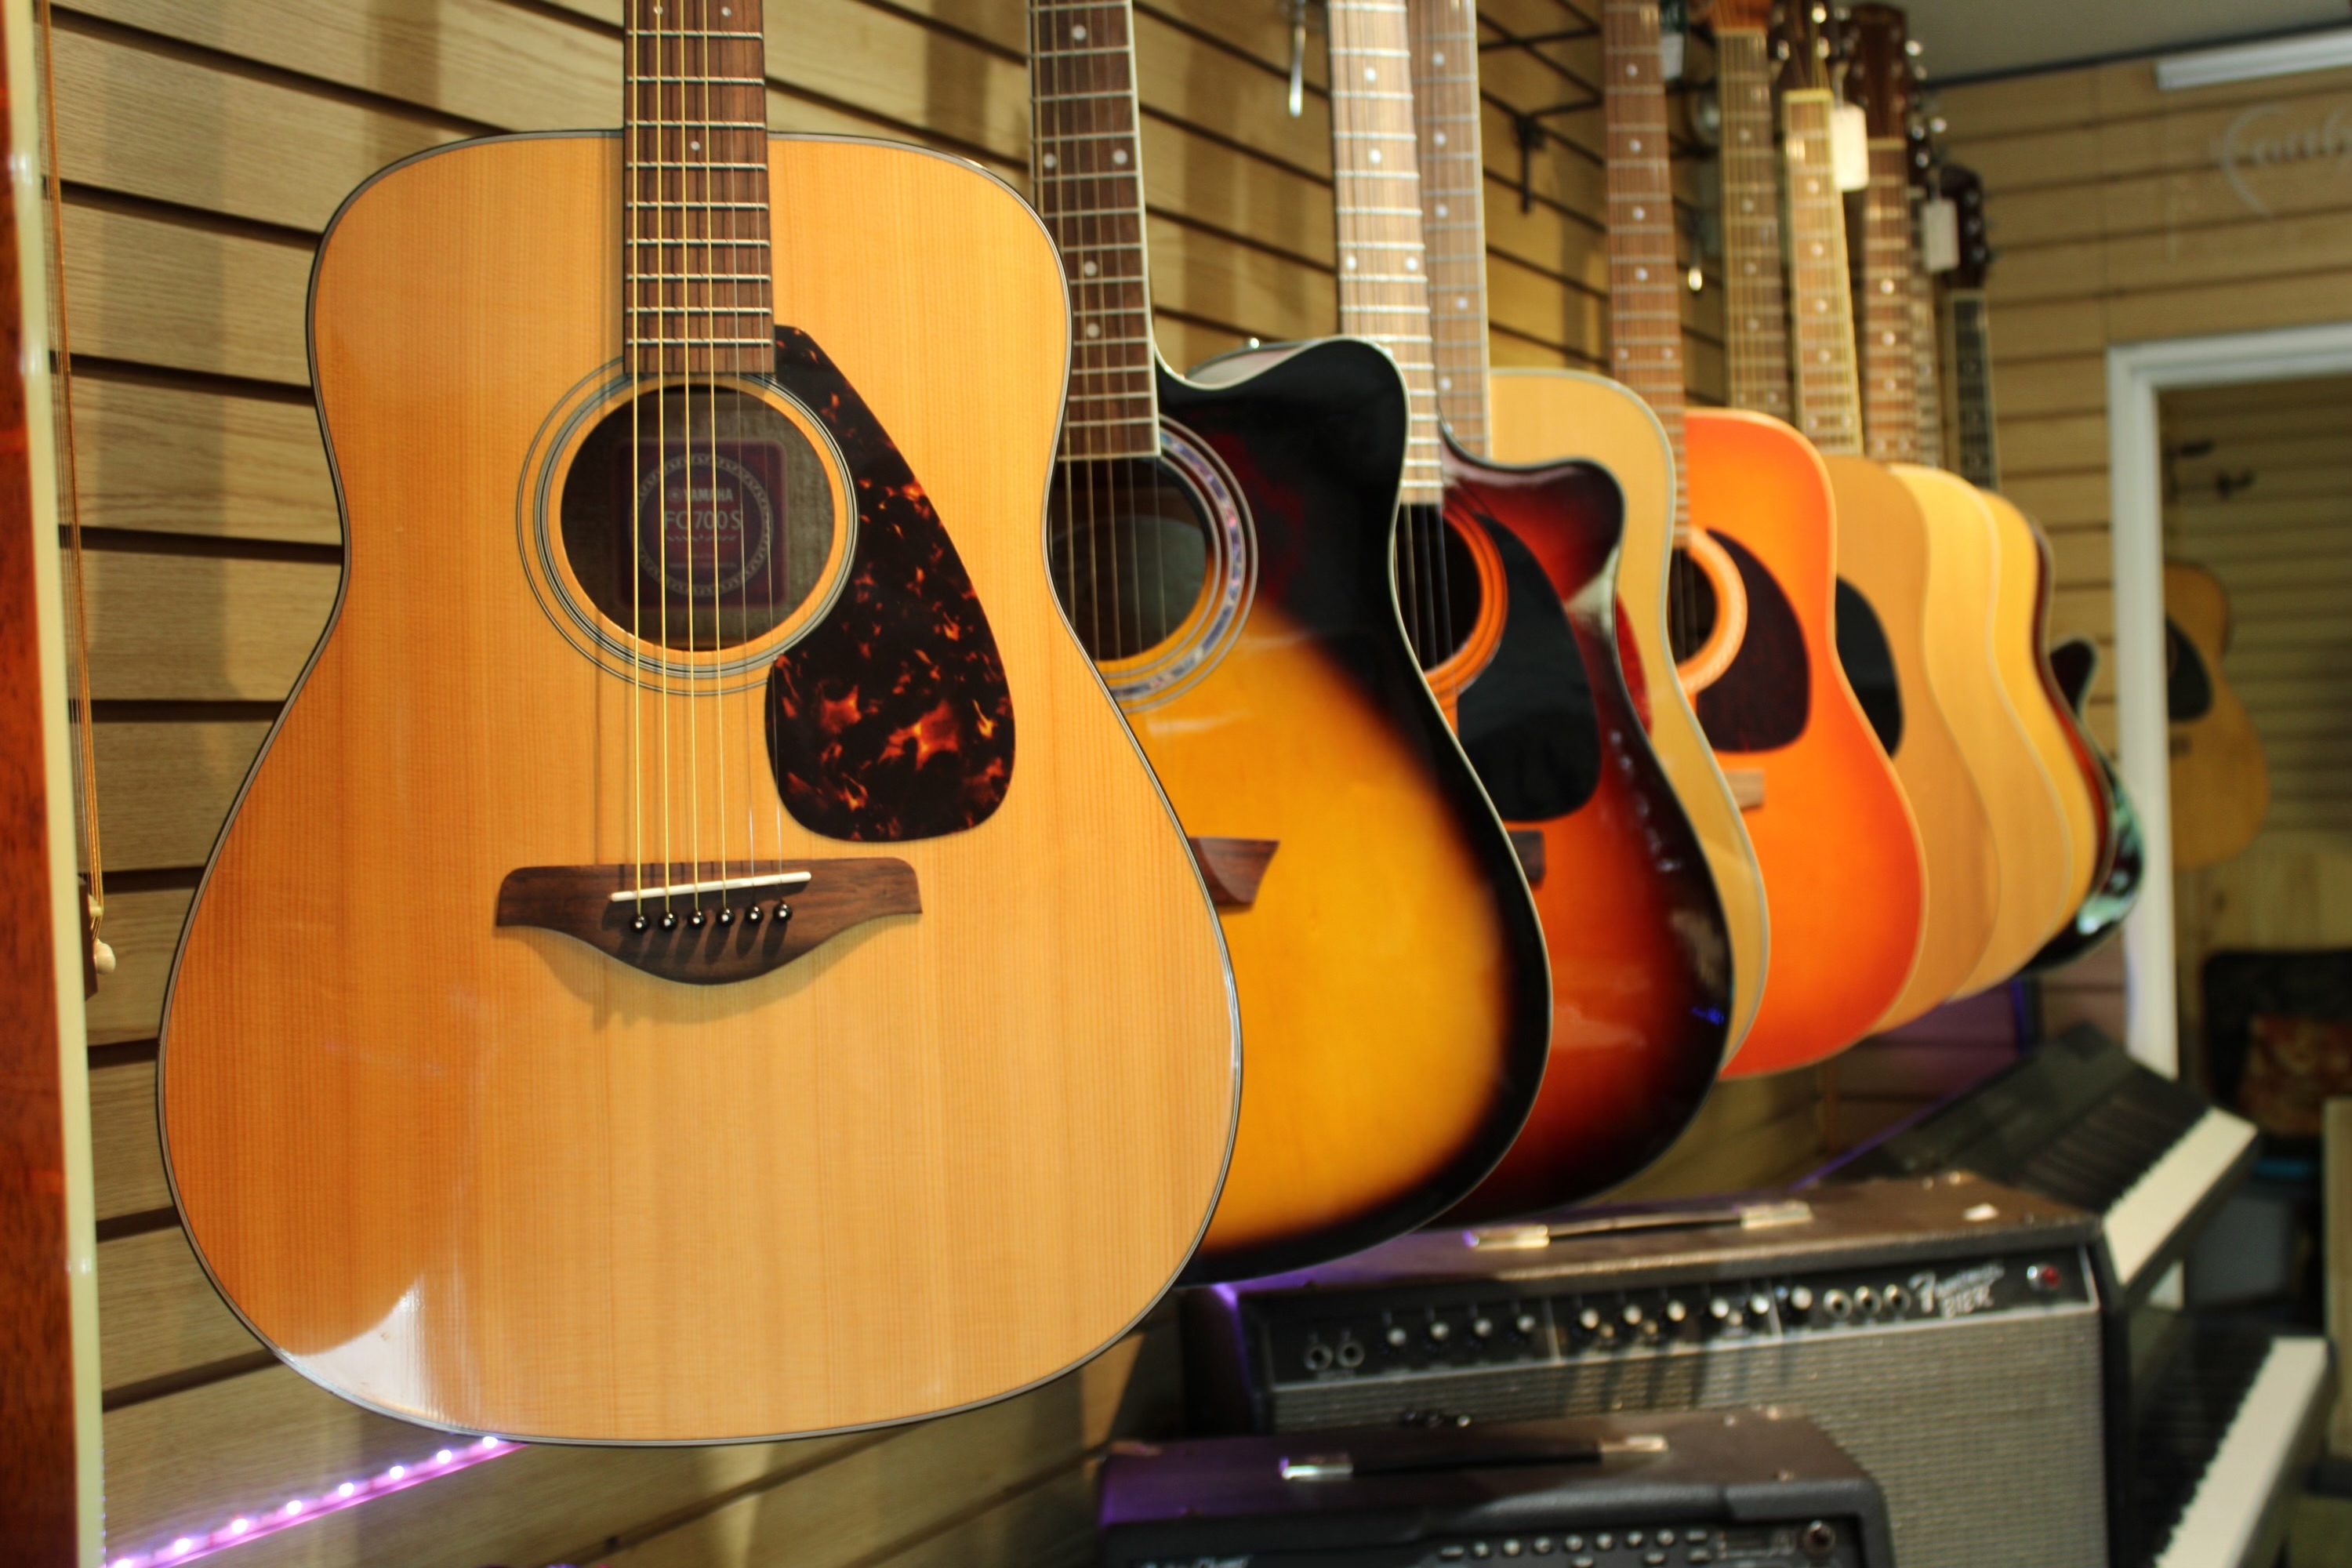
[
  {"left": 1947, "top": 289, "right": 2000, "bottom": 489},
  {"left": 1030, "top": 0, "right": 1159, "bottom": 460},
  {"left": 1717, "top": 25, "right": 1792, "bottom": 423},
  {"left": 1781, "top": 89, "right": 1864, "bottom": 458},
  {"left": 623, "top": 0, "right": 774, "bottom": 376},
  {"left": 1407, "top": 0, "right": 1490, "bottom": 459},
  {"left": 1911, "top": 249, "right": 1945, "bottom": 469},
  {"left": 1857, "top": 137, "right": 1922, "bottom": 463},
  {"left": 1600, "top": 0, "right": 1689, "bottom": 530},
  {"left": 1328, "top": 0, "right": 1445, "bottom": 504}
]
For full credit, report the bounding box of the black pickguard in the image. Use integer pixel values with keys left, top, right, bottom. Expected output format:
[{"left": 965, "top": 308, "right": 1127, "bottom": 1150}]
[
  {"left": 1456, "top": 516, "right": 1602, "bottom": 820},
  {"left": 1835, "top": 578, "right": 1903, "bottom": 757},
  {"left": 764, "top": 327, "right": 1016, "bottom": 841},
  {"left": 1692, "top": 531, "right": 1810, "bottom": 753}
]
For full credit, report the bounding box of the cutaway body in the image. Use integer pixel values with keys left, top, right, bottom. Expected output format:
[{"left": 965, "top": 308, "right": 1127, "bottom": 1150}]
[
  {"left": 1069, "top": 344, "right": 1551, "bottom": 1282},
  {"left": 1891, "top": 466, "right": 2071, "bottom": 993},
  {"left": 1684, "top": 409, "right": 1925, "bottom": 1076},
  {"left": 1822, "top": 455, "right": 1998, "bottom": 1027},
  {"left": 159, "top": 133, "right": 1240, "bottom": 1443},
  {"left": 1487, "top": 368, "right": 1769, "bottom": 1061},
  {"left": 1440, "top": 440, "right": 1730, "bottom": 1221}
]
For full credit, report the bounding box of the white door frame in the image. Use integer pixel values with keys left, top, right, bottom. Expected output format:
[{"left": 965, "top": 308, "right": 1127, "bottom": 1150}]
[{"left": 2105, "top": 319, "right": 2352, "bottom": 1075}]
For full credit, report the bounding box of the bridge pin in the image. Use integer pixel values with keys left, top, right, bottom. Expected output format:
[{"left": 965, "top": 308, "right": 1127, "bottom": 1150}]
[{"left": 660, "top": 912, "right": 677, "bottom": 931}]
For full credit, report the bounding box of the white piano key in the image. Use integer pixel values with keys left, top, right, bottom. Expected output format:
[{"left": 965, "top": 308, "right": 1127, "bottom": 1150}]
[
  {"left": 2104, "top": 1106, "right": 2256, "bottom": 1288},
  {"left": 2154, "top": 1334, "right": 2331, "bottom": 1568}
]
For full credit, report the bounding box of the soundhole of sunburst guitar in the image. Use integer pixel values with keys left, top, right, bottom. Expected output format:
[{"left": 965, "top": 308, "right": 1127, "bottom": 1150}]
[{"left": 1048, "top": 456, "right": 1215, "bottom": 664}]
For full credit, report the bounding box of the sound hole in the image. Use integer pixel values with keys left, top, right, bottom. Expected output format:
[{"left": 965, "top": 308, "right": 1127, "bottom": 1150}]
[
  {"left": 1049, "top": 457, "right": 1214, "bottom": 662},
  {"left": 559, "top": 385, "right": 838, "bottom": 652},
  {"left": 1666, "top": 547, "right": 1721, "bottom": 664},
  {"left": 1394, "top": 504, "right": 1485, "bottom": 669},
  {"left": 1835, "top": 579, "right": 1904, "bottom": 756}
]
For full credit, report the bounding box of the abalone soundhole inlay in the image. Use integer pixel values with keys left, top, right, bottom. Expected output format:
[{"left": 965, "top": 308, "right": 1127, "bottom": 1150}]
[
  {"left": 1049, "top": 456, "right": 1212, "bottom": 661},
  {"left": 1456, "top": 516, "right": 1602, "bottom": 821},
  {"left": 1835, "top": 579, "right": 1903, "bottom": 756},
  {"left": 1690, "top": 532, "right": 1809, "bottom": 753},
  {"left": 763, "top": 327, "right": 1015, "bottom": 842},
  {"left": 560, "top": 385, "right": 837, "bottom": 650},
  {"left": 1394, "top": 504, "right": 1486, "bottom": 670}
]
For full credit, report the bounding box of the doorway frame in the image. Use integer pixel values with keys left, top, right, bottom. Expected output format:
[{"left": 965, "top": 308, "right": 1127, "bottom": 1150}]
[{"left": 2105, "top": 318, "right": 2352, "bottom": 1074}]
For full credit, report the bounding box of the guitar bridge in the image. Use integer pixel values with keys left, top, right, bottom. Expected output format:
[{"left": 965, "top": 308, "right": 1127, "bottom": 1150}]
[{"left": 496, "top": 858, "right": 919, "bottom": 985}]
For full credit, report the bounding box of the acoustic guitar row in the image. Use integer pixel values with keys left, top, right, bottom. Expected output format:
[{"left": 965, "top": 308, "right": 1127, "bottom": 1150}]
[{"left": 149, "top": 0, "right": 2137, "bottom": 1448}]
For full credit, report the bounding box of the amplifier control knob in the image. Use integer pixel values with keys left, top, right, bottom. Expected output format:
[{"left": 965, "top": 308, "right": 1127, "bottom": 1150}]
[
  {"left": 1788, "top": 1285, "right": 1815, "bottom": 1312},
  {"left": 1515, "top": 1312, "right": 1540, "bottom": 1336},
  {"left": 1621, "top": 1303, "right": 1644, "bottom": 1326},
  {"left": 1387, "top": 1326, "right": 1409, "bottom": 1348},
  {"left": 1428, "top": 1320, "right": 1453, "bottom": 1344},
  {"left": 1474, "top": 1316, "right": 1495, "bottom": 1339},
  {"left": 1578, "top": 1307, "right": 1602, "bottom": 1332},
  {"left": 1708, "top": 1298, "right": 1733, "bottom": 1321},
  {"left": 1748, "top": 1293, "right": 1773, "bottom": 1319},
  {"left": 1665, "top": 1299, "right": 1689, "bottom": 1323}
]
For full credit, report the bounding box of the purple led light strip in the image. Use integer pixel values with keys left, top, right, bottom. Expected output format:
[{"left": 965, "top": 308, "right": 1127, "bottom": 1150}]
[{"left": 109, "top": 1436, "right": 518, "bottom": 1566}]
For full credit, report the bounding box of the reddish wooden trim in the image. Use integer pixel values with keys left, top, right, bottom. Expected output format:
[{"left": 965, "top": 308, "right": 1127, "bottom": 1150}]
[{"left": 0, "top": 16, "right": 84, "bottom": 1559}]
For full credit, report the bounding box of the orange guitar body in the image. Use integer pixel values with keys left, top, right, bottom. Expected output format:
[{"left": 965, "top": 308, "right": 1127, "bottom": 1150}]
[{"left": 1686, "top": 410, "right": 1925, "bottom": 1075}]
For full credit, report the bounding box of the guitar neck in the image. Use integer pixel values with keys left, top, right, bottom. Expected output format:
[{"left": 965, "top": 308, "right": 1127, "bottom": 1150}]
[
  {"left": 1599, "top": 0, "right": 1689, "bottom": 531},
  {"left": 1407, "top": 0, "right": 1491, "bottom": 460},
  {"left": 1911, "top": 246, "right": 1946, "bottom": 469},
  {"left": 1946, "top": 287, "right": 2000, "bottom": 488},
  {"left": 1029, "top": 0, "right": 1160, "bottom": 459},
  {"left": 1781, "top": 89, "right": 1864, "bottom": 458},
  {"left": 1716, "top": 24, "right": 1792, "bottom": 423},
  {"left": 1857, "top": 136, "right": 1922, "bottom": 463},
  {"left": 622, "top": 0, "right": 775, "bottom": 376},
  {"left": 1327, "top": 0, "right": 1445, "bottom": 504}
]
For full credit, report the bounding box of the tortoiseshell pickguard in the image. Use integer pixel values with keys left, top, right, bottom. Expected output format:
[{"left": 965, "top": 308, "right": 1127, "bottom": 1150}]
[{"left": 764, "top": 328, "right": 1014, "bottom": 840}]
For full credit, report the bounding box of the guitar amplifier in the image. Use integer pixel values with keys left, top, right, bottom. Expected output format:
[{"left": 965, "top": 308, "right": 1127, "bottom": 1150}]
[
  {"left": 1184, "top": 1175, "right": 2103, "bottom": 1568},
  {"left": 1100, "top": 1411, "right": 1895, "bottom": 1568}
]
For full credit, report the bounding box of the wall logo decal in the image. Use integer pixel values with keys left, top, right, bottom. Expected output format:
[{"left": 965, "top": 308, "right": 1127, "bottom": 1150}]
[{"left": 2213, "top": 100, "right": 2352, "bottom": 217}]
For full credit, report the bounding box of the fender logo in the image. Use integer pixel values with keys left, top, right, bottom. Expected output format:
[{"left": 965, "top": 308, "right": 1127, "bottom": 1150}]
[{"left": 2213, "top": 101, "right": 2352, "bottom": 218}]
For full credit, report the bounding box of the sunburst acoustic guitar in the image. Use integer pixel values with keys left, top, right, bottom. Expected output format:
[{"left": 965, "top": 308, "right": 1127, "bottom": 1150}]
[
  {"left": 1589, "top": 0, "right": 1922, "bottom": 1076},
  {"left": 1298, "top": 0, "right": 1733, "bottom": 1220},
  {"left": 158, "top": 0, "right": 1242, "bottom": 1444},
  {"left": 1025, "top": 0, "right": 1550, "bottom": 1284}
]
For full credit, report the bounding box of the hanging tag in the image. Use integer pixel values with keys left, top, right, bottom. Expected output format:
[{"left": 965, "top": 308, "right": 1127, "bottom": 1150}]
[
  {"left": 1286, "top": 0, "right": 1309, "bottom": 118},
  {"left": 1830, "top": 103, "right": 1871, "bottom": 191},
  {"left": 1660, "top": 0, "right": 1688, "bottom": 81},
  {"left": 1919, "top": 195, "right": 1961, "bottom": 273}
]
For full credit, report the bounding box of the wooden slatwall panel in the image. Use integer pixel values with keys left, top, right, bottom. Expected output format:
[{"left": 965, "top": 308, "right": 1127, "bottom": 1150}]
[
  {"left": 2164, "top": 374, "right": 2352, "bottom": 1051},
  {"left": 1936, "top": 59, "right": 2352, "bottom": 751},
  {"left": 1933, "top": 58, "right": 2352, "bottom": 1062},
  {"left": 56, "top": 0, "right": 1771, "bottom": 1561}
]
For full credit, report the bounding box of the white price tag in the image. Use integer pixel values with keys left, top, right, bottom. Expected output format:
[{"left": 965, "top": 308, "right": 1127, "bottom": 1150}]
[
  {"left": 1831, "top": 103, "right": 1871, "bottom": 191},
  {"left": 1920, "top": 195, "right": 1961, "bottom": 273}
]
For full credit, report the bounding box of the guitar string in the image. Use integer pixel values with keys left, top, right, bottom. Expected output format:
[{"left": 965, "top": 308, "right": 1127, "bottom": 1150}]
[
  {"left": 627, "top": 5, "right": 648, "bottom": 920},
  {"left": 697, "top": 2, "right": 726, "bottom": 913},
  {"left": 678, "top": 0, "right": 706, "bottom": 918},
  {"left": 655, "top": 2, "right": 676, "bottom": 920},
  {"left": 732, "top": 2, "right": 766, "bottom": 887}
]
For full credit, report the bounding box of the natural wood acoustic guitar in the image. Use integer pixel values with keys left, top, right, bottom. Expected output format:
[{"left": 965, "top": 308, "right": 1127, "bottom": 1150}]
[
  {"left": 1025, "top": 0, "right": 1550, "bottom": 1283},
  {"left": 1308, "top": 0, "right": 1733, "bottom": 1219},
  {"left": 158, "top": 0, "right": 1242, "bottom": 1444},
  {"left": 2166, "top": 558, "right": 2270, "bottom": 869},
  {"left": 1620, "top": 0, "right": 1925, "bottom": 1076},
  {"left": 1771, "top": 2, "right": 2002, "bottom": 1028}
]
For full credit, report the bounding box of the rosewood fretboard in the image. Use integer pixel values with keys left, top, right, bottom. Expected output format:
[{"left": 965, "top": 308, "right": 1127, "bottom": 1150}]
[
  {"left": 1716, "top": 23, "right": 1793, "bottom": 424},
  {"left": 1601, "top": 0, "right": 1691, "bottom": 532},
  {"left": 623, "top": 0, "right": 775, "bottom": 376},
  {"left": 1781, "top": 89, "right": 1865, "bottom": 459},
  {"left": 1407, "top": 0, "right": 1491, "bottom": 460},
  {"left": 1030, "top": 0, "right": 1158, "bottom": 461}
]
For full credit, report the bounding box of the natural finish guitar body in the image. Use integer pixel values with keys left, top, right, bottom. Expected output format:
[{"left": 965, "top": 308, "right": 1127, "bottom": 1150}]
[
  {"left": 1821, "top": 455, "right": 1998, "bottom": 1026},
  {"left": 1439, "top": 439, "right": 1730, "bottom": 1220},
  {"left": 1985, "top": 492, "right": 2098, "bottom": 920},
  {"left": 1488, "top": 368, "right": 1769, "bottom": 1061},
  {"left": 1111, "top": 348, "right": 1552, "bottom": 1282},
  {"left": 1684, "top": 410, "right": 1925, "bottom": 1076},
  {"left": 158, "top": 134, "right": 1240, "bottom": 1443},
  {"left": 2166, "top": 559, "right": 2270, "bottom": 869},
  {"left": 1892, "top": 466, "right": 2073, "bottom": 993}
]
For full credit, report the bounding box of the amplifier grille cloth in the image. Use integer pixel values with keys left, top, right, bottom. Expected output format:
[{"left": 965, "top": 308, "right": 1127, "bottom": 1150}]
[{"left": 1269, "top": 1308, "right": 2104, "bottom": 1568}]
